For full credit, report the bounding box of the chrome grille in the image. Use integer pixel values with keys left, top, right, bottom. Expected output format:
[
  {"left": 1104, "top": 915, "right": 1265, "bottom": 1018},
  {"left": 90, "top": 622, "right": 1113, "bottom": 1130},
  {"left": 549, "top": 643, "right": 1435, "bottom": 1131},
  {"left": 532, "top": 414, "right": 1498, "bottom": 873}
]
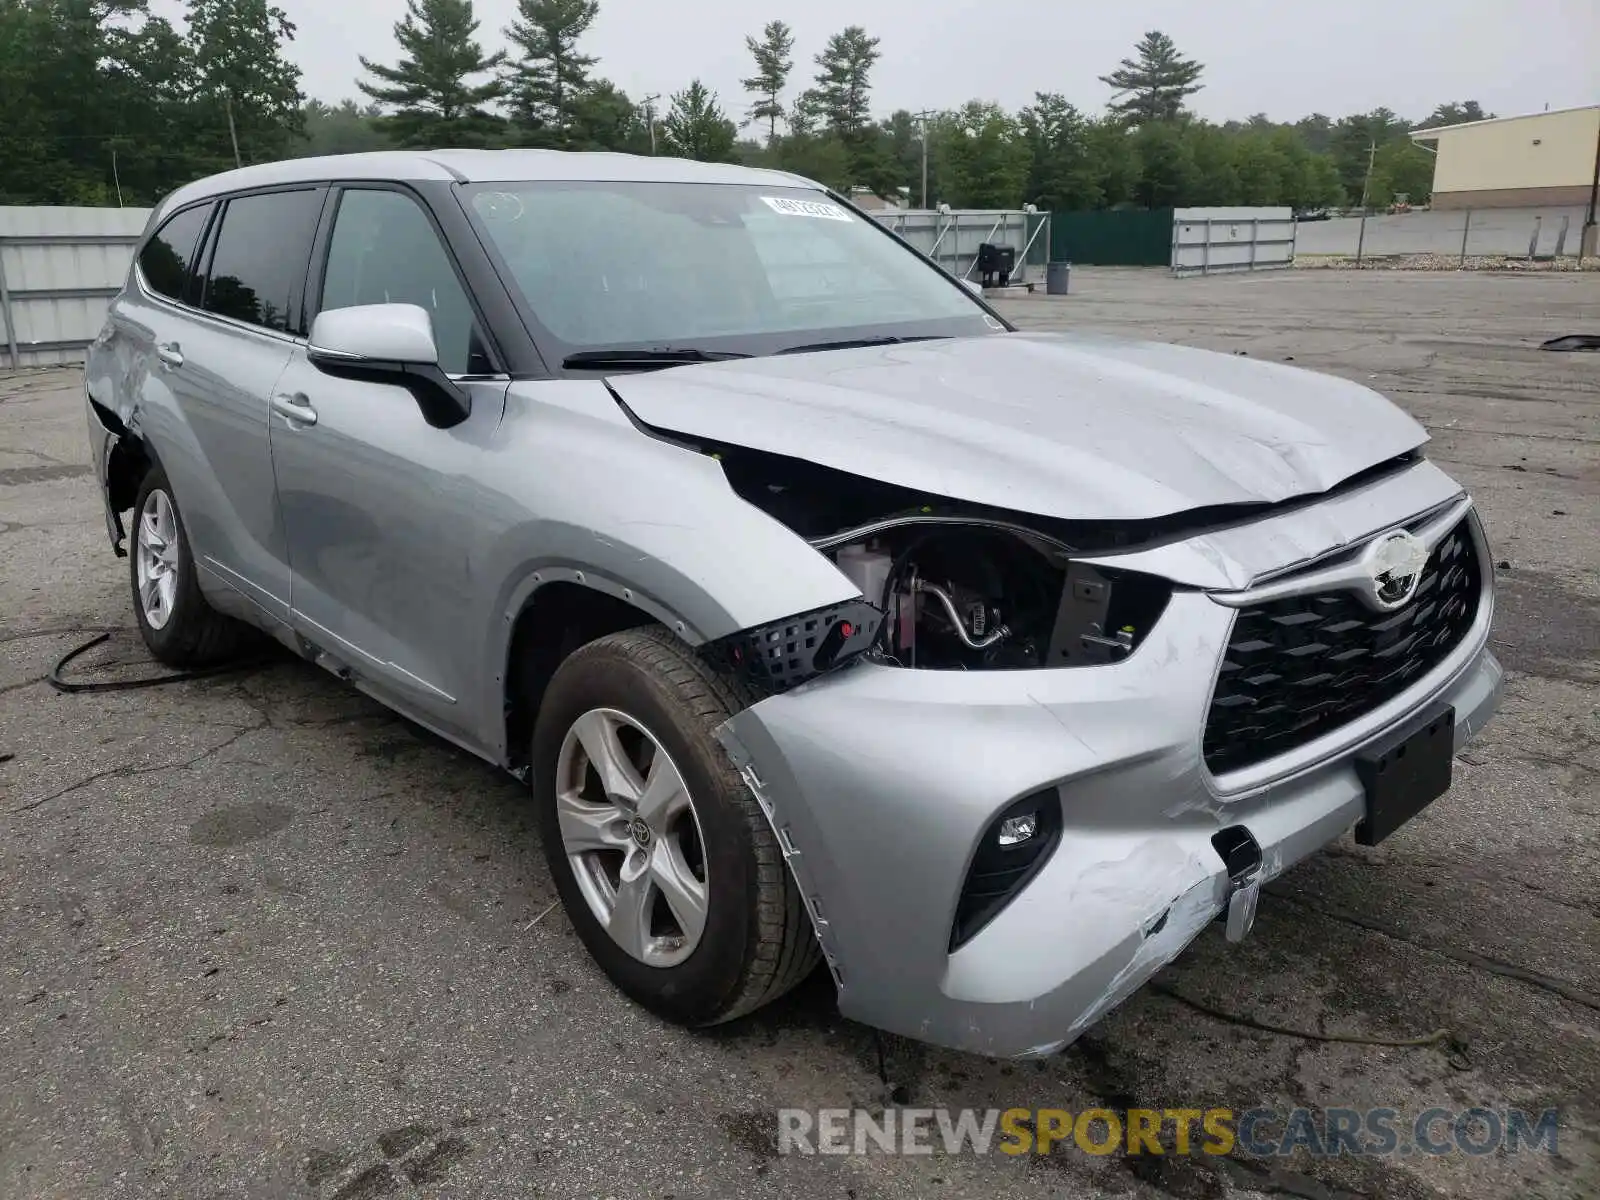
[{"left": 1203, "top": 519, "right": 1481, "bottom": 775}]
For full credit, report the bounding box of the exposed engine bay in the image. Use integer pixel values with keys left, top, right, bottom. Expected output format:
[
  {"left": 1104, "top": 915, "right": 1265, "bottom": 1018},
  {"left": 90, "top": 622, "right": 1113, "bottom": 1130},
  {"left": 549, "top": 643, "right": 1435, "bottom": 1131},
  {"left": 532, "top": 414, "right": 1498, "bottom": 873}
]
[
  {"left": 701, "top": 441, "right": 1175, "bottom": 681},
  {"left": 831, "top": 526, "right": 1062, "bottom": 669},
  {"left": 824, "top": 525, "right": 1170, "bottom": 671}
]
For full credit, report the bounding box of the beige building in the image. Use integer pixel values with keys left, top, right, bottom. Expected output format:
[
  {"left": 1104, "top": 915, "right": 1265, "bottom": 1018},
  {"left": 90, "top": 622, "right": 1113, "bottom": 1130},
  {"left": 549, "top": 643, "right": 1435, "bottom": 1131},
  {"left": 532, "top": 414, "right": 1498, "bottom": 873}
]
[{"left": 1411, "top": 104, "right": 1600, "bottom": 211}]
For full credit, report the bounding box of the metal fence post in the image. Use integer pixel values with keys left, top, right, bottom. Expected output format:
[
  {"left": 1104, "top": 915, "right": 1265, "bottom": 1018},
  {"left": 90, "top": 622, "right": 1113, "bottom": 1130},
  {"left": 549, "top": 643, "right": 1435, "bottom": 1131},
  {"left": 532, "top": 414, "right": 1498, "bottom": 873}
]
[
  {"left": 1015, "top": 213, "right": 1050, "bottom": 288},
  {"left": 0, "top": 239, "right": 19, "bottom": 371},
  {"left": 1458, "top": 210, "right": 1471, "bottom": 269}
]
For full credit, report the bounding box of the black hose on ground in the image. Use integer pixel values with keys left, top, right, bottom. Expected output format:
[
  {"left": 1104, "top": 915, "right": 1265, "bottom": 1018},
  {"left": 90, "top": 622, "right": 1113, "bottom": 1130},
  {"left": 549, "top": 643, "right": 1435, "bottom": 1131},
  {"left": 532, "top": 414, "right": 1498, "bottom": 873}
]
[{"left": 47, "top": 630, "right": 267, "bottom": 694}]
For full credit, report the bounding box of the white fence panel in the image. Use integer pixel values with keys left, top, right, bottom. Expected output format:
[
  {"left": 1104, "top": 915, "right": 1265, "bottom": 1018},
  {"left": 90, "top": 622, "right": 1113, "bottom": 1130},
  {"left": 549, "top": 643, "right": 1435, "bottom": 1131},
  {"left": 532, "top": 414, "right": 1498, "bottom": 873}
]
[
  {"left": 1171, "top": 207, "right": 1295, "bottom": 276},
  {"left": 0, "top": 205, "right": 152, "bottom": 368},
  {"left": 870, "top": 209, "right": 1048, "bottom": 287}
]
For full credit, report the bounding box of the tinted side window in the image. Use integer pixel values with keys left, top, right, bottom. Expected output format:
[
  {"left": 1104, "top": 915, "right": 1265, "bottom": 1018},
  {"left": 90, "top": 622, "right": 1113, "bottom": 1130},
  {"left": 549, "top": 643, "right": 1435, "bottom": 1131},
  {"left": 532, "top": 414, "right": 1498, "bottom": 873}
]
[
  {"left": 138, "top": 205, "right": 211, "bottom": 301},
  {"left": 202, "top": 189, "right": 323, "bottom": 334},
  {"left": 320, "top": 189, "right": 483, "bottom": 374}
]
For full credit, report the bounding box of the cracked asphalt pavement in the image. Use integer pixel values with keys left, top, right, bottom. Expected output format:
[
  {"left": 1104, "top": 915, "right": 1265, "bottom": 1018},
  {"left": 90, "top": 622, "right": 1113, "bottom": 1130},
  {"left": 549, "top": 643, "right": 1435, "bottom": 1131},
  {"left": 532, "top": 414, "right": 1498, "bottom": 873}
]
[{"left": 2, "top": 268, "right": 1597, "bottom": 1199}]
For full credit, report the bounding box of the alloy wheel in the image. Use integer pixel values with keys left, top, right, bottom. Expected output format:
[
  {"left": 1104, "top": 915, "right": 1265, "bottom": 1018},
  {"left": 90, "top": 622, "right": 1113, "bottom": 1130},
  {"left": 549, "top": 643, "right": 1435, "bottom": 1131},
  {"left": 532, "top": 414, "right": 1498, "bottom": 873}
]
[
  {"left": 554, "top": 707, "right": 710, "bottom": 967},
  {"left": 136, "top": 488, "right": 180, "bottom": 630}
]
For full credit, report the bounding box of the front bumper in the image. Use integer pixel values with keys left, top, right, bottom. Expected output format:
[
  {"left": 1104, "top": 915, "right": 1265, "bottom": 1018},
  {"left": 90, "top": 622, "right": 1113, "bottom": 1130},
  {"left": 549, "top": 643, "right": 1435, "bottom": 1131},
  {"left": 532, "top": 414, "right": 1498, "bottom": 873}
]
[{"left": 717, "top": 515, "right": 1502, "bottom": 1059}]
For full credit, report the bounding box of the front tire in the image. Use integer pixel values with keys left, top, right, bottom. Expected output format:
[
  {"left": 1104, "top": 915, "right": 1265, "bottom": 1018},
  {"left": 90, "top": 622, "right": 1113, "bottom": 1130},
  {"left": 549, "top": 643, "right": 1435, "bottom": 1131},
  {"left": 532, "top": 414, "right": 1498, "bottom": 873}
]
[
  {"left": 129, "top": 464, "right": 248, "bottom": 668},
  {"left": 531, "top": 627, "right": 819, "bottom": 1027}
]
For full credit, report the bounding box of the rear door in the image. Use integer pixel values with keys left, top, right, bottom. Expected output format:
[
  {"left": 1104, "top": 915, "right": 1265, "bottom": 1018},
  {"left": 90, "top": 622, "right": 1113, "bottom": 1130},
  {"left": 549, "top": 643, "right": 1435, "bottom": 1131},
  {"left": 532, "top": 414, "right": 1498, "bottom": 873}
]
[
  {"left": 268, "top": 183, "right": 508, "bottom": 739},
  {"left": 169, "top": 186, "right": 326, "bottom": 622},
  {"left": 97, "top": 200, "right": 214, "bottom": 534}
]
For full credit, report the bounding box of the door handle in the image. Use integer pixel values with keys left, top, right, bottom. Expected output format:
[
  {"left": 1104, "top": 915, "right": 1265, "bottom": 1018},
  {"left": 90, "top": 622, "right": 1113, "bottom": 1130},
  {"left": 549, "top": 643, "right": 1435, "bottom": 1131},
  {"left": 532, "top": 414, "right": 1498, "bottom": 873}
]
[
  {"left": 155, "top": 343, "right": 183, "bottom": 369},
  {"left": 271, "top": 393, "right": 318, "bottom": 427}
]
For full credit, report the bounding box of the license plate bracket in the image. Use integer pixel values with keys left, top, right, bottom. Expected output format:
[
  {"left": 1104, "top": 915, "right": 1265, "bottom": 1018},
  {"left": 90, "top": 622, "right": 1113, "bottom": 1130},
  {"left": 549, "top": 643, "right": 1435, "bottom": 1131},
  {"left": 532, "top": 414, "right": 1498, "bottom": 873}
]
[{"left": 1354, "top": 706, "right": 1455, "bottom": 846}]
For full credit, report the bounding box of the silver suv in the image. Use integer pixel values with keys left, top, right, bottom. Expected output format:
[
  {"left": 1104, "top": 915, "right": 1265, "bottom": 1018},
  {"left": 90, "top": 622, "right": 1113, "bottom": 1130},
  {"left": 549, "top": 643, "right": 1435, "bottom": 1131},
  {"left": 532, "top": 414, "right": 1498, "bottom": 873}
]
[{"left": 86, "top": 151, "right": 1501, "bottom": 1057}]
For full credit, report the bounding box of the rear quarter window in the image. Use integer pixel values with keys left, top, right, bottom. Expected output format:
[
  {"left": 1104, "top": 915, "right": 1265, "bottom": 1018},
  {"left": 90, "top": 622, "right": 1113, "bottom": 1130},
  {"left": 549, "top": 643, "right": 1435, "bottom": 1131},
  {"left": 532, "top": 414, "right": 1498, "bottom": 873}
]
[{"left": 137, "top": 204, "right": 212, "bottom": 302}]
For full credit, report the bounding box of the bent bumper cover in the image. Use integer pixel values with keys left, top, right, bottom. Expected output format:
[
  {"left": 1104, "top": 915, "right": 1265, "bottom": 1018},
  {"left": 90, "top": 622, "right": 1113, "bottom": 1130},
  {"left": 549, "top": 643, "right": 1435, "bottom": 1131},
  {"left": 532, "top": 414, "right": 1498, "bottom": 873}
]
[{"left": 717, "top": 562, "right": 1502, "bottom": 1059}]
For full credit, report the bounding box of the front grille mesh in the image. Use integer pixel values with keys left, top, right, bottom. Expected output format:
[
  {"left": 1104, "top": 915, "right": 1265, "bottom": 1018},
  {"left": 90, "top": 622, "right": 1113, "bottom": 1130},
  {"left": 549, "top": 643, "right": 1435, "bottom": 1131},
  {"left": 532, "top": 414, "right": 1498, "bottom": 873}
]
[{"left": 1203, "top": 519, "right": 1481, "bottom": 775}]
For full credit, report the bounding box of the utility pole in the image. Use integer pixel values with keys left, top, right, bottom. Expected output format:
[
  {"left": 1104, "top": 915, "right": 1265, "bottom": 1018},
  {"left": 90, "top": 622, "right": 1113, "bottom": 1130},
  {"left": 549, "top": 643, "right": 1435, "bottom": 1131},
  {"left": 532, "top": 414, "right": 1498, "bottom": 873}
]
[
  {"left": 913, "top": 109, "right": 936, "bottom": 209},
  {"left": 225, "top": 92, "right": 242, "bottom": 168},
  {"left": 641, "top": 94, "right": 659, "bottom": 155},
  {"left": 110, "top": 144, "right": 124, "bottom": 208},
  {"left": 1354, "top": 140, "right": 1377, "bottom": 267}
]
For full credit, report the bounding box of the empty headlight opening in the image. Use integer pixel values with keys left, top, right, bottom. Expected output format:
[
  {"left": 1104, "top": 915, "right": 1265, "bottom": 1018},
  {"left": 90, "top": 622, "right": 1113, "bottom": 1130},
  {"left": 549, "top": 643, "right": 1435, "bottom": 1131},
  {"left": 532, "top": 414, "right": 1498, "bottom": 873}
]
[
  {"left": 711, "top": 523, "right": 1173, "bottom": 688},
  {"left": 691, "top": 441, "right": 1179, "bottom": 680},
  {"left": 828, "top": 523, "right": 1172, "bottom": 672}
]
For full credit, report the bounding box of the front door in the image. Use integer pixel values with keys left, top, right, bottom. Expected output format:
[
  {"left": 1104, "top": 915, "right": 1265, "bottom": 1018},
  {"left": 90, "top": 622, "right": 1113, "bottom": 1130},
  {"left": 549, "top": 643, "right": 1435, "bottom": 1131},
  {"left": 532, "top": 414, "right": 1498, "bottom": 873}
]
[{"left": 268, "top": 185, "right": 508, "bottom": 740}]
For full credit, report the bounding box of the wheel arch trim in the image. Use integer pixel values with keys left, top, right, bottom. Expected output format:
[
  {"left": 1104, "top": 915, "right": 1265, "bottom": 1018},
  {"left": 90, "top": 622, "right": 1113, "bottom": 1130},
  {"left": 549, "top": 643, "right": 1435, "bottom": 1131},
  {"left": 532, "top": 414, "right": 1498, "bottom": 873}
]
[{"left": 489, "top": 565, "right": 717, "bottom": 768}]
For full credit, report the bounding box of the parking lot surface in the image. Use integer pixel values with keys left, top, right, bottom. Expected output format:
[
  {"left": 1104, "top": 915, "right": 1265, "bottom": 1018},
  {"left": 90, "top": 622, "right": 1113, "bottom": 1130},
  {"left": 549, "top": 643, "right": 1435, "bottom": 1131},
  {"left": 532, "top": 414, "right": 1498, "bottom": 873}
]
[{"left": 2, "top": 268, "right": 1596, "bottom": 1199}]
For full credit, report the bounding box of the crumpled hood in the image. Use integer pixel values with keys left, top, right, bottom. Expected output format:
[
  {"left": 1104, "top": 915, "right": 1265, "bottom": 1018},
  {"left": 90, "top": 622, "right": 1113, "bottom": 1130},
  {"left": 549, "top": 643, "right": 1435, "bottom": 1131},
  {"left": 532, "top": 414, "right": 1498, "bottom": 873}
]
[{"left": 606, "top": 332, "right": 1428, "bottom": 521}]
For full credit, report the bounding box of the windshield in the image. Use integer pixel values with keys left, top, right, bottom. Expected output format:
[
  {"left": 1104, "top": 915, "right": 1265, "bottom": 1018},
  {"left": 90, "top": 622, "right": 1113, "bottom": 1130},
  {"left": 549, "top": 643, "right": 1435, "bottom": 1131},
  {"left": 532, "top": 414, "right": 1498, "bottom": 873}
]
[{"left": 462, "top": 181, "right": 1000, "bottom": 362}]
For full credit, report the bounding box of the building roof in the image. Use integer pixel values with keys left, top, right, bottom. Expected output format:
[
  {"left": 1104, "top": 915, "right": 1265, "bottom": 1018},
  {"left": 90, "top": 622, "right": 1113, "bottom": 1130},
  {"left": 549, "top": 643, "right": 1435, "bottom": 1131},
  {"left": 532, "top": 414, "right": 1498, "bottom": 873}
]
[
  {"left": 1410, "top": 103, "right": 1600, "bottom": 139},
  {"left": 158, "top": 150, "right": 820, "bottom": 221}
]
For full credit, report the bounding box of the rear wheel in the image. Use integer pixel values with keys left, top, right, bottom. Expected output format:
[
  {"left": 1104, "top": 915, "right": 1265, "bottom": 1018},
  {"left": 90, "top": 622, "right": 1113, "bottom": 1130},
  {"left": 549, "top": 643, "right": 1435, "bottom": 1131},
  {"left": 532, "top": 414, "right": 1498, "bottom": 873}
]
[
  {"left": 531, "top": 627, "right": 819, "bottom": 1026},
  {"left": 129, "top": 464, "right": 249, "bottom": 667}
]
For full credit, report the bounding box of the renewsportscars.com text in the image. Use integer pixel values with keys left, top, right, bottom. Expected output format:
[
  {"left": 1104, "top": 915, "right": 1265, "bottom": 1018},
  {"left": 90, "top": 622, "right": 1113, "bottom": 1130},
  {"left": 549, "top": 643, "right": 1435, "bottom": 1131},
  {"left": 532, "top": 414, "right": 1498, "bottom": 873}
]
[{"left": 777, "top": 1106, "right": 1561, "bottom": 1158}]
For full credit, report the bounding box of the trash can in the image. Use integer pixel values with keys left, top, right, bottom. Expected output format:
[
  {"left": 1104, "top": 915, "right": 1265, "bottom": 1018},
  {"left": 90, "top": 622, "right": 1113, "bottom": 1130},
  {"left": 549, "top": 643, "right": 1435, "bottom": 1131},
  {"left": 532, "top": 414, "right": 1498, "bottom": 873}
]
[{"left": 1046, "top": 261, "right": 1072, "bottom": 295}]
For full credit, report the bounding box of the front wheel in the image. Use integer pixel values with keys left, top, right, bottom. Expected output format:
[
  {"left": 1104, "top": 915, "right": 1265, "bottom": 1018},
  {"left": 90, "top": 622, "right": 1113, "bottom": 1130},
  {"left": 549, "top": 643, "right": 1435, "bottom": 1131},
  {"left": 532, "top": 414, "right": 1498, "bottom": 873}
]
[
  {"left": 531, "top": 627, "right": 819, "bottom": 1026},
  {"left": 128, "top": 464, "right": 249, "bottom": 667}
]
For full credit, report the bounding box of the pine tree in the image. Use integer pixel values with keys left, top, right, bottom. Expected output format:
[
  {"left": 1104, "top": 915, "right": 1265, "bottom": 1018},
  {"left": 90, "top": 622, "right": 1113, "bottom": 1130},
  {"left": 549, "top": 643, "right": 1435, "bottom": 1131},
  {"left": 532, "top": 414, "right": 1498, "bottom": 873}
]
[
  {"left": 1131, "top": 120, "right": 1200, "bottom": 206},
  {"left": 297, "top": 99, "right": 390, "bottom": 156},
  {"left": 932, "top": 102, "right": 1030, "bottom": 209},
  {"left": 503, "top": 0, "right": 598, "bottom": 142},
  {"left": 1424, "top": 101, "right": 1491, "bottom": 129},
  {"left": 358, "top": 0, "right": 505, "bottom": 147},
  {"left": 1018, "top": 93, "right": 1101, "bottom": 210},
  {"left": 661, "top": 80, "right": 736, "bottom": 163},
  {"left": 804, "top": 26, "right": 879, "bottom": 138},
  {"left": 1098, "top": 31, "right": 1203, "bottom": 125},
  {"left": 185, "top": 0, "right": 305, "bottom": 166},
  {"left": 568, "top": 81, "right": 651, "bottom": 153},
  {"left": 740, "top": 20, "right": 793, "bottom": 145}
]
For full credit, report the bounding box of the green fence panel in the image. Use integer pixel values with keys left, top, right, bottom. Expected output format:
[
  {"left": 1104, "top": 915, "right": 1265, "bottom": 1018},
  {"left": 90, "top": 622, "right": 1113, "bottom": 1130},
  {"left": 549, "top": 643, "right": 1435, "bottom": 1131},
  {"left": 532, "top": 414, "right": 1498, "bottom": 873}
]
[{"left": 1049, "top": 209, "right": 1173, "bottom": 266}]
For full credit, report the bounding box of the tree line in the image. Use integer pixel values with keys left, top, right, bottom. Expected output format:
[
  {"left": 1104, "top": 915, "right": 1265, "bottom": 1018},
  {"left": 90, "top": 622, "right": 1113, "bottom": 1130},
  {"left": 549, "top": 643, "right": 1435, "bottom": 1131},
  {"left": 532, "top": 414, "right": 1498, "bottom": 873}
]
[{"left": 0, "top": 1, "right": 1488, "bottom": 212}]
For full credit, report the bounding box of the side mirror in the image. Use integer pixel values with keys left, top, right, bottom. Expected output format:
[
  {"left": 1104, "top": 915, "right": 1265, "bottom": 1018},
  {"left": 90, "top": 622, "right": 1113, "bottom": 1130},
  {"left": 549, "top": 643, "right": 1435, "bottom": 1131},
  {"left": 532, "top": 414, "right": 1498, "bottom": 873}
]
[{"left": 307, "top": 303, "right": 469, "bottom": 427}]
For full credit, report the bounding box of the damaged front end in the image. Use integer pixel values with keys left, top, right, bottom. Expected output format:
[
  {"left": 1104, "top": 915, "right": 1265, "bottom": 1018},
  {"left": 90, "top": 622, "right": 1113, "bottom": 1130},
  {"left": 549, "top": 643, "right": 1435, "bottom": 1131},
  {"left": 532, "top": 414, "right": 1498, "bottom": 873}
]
[
  {"left": 712, "top": 587, "right": 1258, "bottom": 1058},
  {"left": 689, "top": 444, "right": 1502, "bottom": 1058}
]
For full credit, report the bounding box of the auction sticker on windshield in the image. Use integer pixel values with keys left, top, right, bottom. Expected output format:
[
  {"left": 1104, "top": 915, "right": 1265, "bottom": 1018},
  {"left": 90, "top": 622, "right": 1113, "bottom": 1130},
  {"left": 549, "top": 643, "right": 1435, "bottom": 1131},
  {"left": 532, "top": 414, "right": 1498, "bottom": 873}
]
[{"left": 762, "top": 196, "right": 853, "bottom": 221}]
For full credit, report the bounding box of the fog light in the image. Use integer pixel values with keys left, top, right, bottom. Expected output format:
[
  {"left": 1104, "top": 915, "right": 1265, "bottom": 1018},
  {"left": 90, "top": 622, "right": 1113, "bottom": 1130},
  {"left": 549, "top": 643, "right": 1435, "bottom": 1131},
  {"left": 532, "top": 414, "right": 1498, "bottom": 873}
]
[
  {"left": 998, "top": 812, "right": 1038, "bottom": 846},
  {"left": 951, "top": 788, "right": 1062, "bottom": 950}
]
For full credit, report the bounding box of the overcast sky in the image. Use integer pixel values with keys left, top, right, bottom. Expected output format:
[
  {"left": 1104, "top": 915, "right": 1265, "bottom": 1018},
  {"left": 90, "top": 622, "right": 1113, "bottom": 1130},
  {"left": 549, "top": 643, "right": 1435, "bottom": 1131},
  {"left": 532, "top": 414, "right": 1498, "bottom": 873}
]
[{"left": 158, "top": 0, "right": 1597, "bottom": 124}]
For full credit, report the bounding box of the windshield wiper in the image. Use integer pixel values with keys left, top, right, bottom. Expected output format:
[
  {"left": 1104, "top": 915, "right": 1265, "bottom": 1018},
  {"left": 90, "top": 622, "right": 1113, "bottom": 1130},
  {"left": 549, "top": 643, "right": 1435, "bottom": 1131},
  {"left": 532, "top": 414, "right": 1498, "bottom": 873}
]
[
  {"left": 775, "top": 335, "right": 950, "bottom": 356},
  {"left": 562, "top": 347, "right": 753, "bottom": 370}
]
